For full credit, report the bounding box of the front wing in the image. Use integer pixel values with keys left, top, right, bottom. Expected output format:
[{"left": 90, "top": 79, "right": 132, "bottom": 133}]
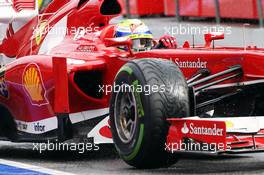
[{"left": 166, "top": 117, "right": 264, "bottom": 154}]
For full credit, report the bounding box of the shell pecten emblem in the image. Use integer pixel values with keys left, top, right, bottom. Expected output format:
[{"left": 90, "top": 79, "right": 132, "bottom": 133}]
[{"left": 23, "top": 64, "right": 48, "bottom": 106}]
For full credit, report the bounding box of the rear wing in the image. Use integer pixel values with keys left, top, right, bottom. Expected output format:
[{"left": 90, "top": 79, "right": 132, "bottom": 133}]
[{"left": 0, "top": 0, "right": 37, "bottom": 23}]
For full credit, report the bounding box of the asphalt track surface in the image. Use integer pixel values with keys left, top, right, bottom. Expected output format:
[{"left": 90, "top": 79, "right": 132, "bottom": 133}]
[
  {"left": 1, "top": 141, "right": 264, "bottom": 175},
  {"left": 1, "top": 18, "right": 264, "bottom": 174}
]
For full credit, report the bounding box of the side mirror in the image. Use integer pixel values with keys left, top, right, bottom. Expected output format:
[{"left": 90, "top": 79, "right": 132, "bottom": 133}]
[
  {"left": 104, "top": 37, "right": 133, "bottom": 55},
  {"left": 204, "top": 32, "right": 224, "bottom": 48}
]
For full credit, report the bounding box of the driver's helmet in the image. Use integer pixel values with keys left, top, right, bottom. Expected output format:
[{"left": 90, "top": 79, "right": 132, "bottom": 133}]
[{"left": 115, "top": 19, "right": 153, "bottom": 51}]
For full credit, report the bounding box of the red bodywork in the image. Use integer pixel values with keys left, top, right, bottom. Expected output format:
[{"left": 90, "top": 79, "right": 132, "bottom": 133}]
[
  {"left": 167, "top": 118, "right": 264, "bottom": 153},
  {"left": 0, "top": 0, "right": 264, "bottom": 153}
]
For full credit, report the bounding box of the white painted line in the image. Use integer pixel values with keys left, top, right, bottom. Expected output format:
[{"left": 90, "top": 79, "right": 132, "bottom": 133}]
[{"left": 0, "top": 159, "right": 76, "bottom": 175}]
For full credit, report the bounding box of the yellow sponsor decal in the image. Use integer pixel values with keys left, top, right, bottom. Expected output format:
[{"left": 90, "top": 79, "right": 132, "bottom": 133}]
[{"left": 225, "top": 121, "right": 234, "bottom": 128}]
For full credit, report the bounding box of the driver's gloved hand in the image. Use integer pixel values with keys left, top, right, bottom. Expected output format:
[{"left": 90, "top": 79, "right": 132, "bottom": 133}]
[{"left": 157, "top": 35, "right": 177, "bottom": 49}]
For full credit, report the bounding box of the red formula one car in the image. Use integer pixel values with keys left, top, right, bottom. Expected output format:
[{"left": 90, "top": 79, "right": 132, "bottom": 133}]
[
  {"left": 1, "top": 0, "right": 264, "bottom": 169},
  {"left": 0, "top": 0, "right": 126, "bottom": 144}
]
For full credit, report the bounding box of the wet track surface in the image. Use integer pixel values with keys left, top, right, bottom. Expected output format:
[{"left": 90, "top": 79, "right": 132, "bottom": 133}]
[{"left": 1, "top": 141, "right": 264, "bottom": 175}]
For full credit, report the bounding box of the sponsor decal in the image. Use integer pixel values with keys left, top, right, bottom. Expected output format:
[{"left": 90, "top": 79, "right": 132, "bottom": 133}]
[
  {"left": 34, "top": 122, "right": 45, "bottom": 132},
  {"left": 22, "top": 63, "right": 48, "bottom": 106},
  {"left": 181, "top": 122, "right": 189, "bottom": 134},
  {"left": 171, "top": 58, "right": 207, "bottom": 68},
  {"left": 132, "top": 80, "right": 144, "bottom": 118},
  {"left": 16, "top": 117, "right": 58, "bottom": 134},
  {"left": 0, "top": 67, "right": 9, "bottom": 99},
  {"left": 168, "top": 119, "right": 227, "bottom": 152},
  {"left": 181, "top": 122, "right": 224, "bottom": 136},
  {"left": 16, "top": 121, "right": 28, "bottom": 131},
  {"left": 0, "top": 76, "right": 8, "bottom": 99},
  {"left": 76, "top": 45, "right": 97, "bottom": 52},
  {"left": 225, "top": 121, "right": 234, "bottom": 128}
]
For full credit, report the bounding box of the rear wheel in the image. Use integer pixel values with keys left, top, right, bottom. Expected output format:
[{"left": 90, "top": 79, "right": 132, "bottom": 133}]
[{"left": 110, "top": 58, "right": 190, "bottom": 168}]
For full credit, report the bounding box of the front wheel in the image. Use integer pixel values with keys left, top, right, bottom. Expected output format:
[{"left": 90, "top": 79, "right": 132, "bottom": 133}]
[{"left": 110, "top": 58, "right": 190, "bottom": 169}]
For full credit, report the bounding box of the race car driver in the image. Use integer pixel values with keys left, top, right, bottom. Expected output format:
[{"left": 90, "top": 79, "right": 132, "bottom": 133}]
[{"left": 114, "top": 19, "right": 177, "bottom": 52}]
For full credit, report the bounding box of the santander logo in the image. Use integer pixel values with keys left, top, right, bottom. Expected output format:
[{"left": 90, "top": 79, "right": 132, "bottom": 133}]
[
  {"left": 181, "top": 122, "right": 189, "bottom": 134},
  {"left": 181, "top": 122, "right": 224, "bottom": 136}
]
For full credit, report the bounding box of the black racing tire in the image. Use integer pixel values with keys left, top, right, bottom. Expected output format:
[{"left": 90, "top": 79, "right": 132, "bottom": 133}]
[
  {"left": 0, "top": 106, "right": 17, "bottom": 140},
  {"left": 110, "top": 58, "right": 190, "bottom": 169}
]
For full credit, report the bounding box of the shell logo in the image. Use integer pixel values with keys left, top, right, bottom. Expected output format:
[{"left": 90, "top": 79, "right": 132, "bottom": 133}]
[{"left": 23, "top": 64, "right": 48, "bottom": 106}]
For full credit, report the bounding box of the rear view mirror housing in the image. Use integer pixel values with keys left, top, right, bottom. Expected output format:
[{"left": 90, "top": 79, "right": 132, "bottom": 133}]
[
  {"left": 104, "top": 37, "right": 132, "bottom": 47},
  {"left": 204, "top": 32, "right": 225, "bottom": 48},
  {"left": 104, "top": 37, "right": 133, "bottom": 55}
]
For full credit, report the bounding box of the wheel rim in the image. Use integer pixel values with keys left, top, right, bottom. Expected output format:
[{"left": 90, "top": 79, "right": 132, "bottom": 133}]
[{"left": 114, "top": 84, "right": 138, "bottom": 144}]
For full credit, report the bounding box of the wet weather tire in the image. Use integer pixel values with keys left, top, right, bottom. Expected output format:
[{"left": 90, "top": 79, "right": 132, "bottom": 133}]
[{"left": 110, "top": 58, "right": 190, "bottom": 169}]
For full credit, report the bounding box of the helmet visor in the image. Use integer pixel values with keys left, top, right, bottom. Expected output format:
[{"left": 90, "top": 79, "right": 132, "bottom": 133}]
[{"left": 132, "top": 38, "right": 153, "bottom": 51}]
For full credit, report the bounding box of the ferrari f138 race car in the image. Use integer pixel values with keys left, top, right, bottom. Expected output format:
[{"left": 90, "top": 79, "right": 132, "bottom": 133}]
[{"left": 1, "top": 0, "right": 264, "bottom": 169}]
